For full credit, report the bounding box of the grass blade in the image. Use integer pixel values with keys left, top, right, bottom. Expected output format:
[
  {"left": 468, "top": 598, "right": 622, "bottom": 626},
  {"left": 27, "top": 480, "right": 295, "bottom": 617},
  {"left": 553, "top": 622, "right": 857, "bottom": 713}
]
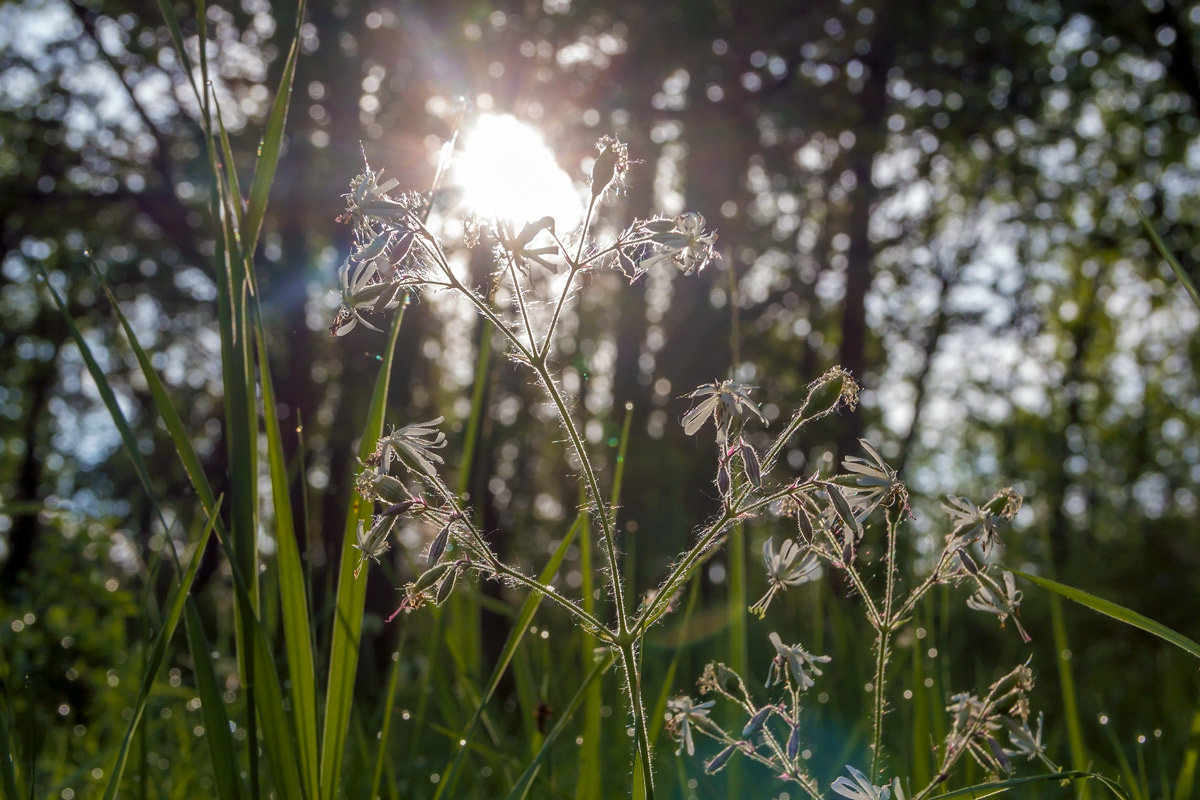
[
  {"left": 257, "top": 324, "right": 320, "bottom": 797},
  {"left": 1130, "top": 192, "right": 1200, "bottom": 310},
  {"left": 504, "top": 650, "right": 616, "bottom": 800},
  {"left": 934, "top": 770, "right": 1131, "bottom": 799},
  {"left": 575, "top": 506, "right": 601, "bottom": 800},
  {"left": 243, "top": 0, "right": 306, "bottom": 257},
  {"left": 368, "top": 630, "right": 408, "bottom": 800},
  {"left": 184, "top": 601, "right": 246, "bottom": 800},
  {"left": 646, "top": 575, "right": 701, "bottom": 748},
  {"left": 319, "top": 307, "right": 406, "bottom": 800},
  {"left": 1014, "top": 570, "right": 1200, "bottom": 662},
  {"left": 433, "top": 513, "right": 583, "bottom": 799},
  {"left": 101, "top": 502, "right": 219, "bottom": 800},
  {"left": 1173, "top": 709, "right": 1200, "bottom": 800}
]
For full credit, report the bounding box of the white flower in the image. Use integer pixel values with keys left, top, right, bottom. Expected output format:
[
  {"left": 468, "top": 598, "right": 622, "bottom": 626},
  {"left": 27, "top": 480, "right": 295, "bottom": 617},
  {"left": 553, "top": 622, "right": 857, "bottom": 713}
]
[
  {"left": 831, "top": 765, "right": 892, "bottom": 800},
  {"left": 681, "top": 380, "right": 766, "bottom": 441},
  {"left": 375, "top": 417, "right": 448, "bottom": 476},
  {"left": 665, "top": 696, "right": 715, "bottom": 756},
  {"left": 638, "top": 212, "right": 718, "bottom": 275},
  {"left": 966, "top": 570, "right": 1031, "bottom": 643},
  {"left": 766, "top": 632, "right": 830, "bottom": 691},
  {"left": 750, "top": 539, "right": 821, "bottom": 617}
]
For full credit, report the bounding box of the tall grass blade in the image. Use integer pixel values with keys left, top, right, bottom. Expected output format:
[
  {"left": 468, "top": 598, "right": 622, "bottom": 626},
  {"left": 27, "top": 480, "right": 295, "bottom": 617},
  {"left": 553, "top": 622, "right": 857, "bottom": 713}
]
[
  {"left": 1130, "top": 193, "right": 1200, "bottom": 311},
  {"left": 933, "top": 770, "right": 1131, "bottom": 799},
  {"left": 0, "top": 695, "right": 18, "bottom": 800},
  {"left": 319, "top": 307, "right": 405, "bottom": 800},
  {"left": 647, "top": 576, "right": 701, "bottom": 748},
  {"left": 184, "top": 601, "right": 246, "bottom": 800},
  {"left": 1014, "top": 570, "right": 1200, "bottom": 662},
  {"left": 243, "top": 0, "right": 306, "bottom": 257},
  {"left": 257, "top": 325, "right": 319, "bottom": 797},
  {"left": 369, "top": 631, "right": 408, "bottom": 800},
  {"left": 504, "top": 650, "right": 616, "bottom": 800},
  {"left": 1173, "top": 709, "right": 1200, "bottom": 800},
  {"left": 433, "top": 513, "right": 583, "bottom": 799},
  {"left": 101, "top": 503, "right": 219, "bottom": 800},
  {"left": 576, "top": 506, "right": 600, "bottom": 800}
]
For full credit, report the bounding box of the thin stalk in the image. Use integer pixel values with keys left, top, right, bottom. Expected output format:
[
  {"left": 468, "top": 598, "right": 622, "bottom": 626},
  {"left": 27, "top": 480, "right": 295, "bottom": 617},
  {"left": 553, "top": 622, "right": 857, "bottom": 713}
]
[
  {"left": 618, "top": 643, "right": 655, "bottom": 800},
  {"left": 539, "top": 263, "right": 580, "bottom": 362},
  {"left": 501, "top": 245, "right": 539, "bottom": 352},
  {"left": 532, "top": 361, "right": 628, "bottom": 634},
  {"left": 870, "top": 510, "right": 903, "bottom": 777}
]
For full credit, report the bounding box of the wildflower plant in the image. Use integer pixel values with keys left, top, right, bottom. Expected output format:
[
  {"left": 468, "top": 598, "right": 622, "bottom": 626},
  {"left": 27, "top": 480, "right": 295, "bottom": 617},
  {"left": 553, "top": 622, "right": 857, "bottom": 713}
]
[
  {"left": 667, "top": 420, "right": 1055, "bottom": 796},
  {"left": 333, "top": 126, "right": 1053, "bottom": 798}
]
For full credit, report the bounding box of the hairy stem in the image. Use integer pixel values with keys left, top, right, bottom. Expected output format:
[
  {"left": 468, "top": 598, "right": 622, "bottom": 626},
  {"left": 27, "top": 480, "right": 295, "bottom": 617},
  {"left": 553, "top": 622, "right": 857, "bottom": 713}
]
[{"left": 618, "top": 642, "right": 655, "bottom": 799}]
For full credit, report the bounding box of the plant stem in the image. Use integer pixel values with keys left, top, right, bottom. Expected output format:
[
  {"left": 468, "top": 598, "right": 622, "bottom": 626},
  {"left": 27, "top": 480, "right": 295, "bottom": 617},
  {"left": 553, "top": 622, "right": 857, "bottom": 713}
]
[{"left": 618, "top": 642, "right": 655, "bottom": 800}]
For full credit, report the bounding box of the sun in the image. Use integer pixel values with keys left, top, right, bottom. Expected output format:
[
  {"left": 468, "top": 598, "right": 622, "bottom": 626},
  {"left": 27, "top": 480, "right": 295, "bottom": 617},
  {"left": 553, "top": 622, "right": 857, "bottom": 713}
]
[{"left": 452, "top": 113, "right": 583, "bottom": 229}]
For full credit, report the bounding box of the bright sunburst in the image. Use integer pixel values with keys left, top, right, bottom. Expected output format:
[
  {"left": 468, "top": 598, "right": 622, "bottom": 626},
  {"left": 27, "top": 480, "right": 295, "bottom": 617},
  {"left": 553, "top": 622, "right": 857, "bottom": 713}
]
[{"left": 452, "top": 113, "right": 583, "bottom": 229}]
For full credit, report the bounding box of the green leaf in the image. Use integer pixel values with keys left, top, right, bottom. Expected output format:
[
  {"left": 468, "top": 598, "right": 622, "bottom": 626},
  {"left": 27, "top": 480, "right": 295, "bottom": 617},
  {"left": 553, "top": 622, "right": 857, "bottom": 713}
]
[
  {"left": 1014, "top": 570, "right": 1200, "bottom": 662},
  {"left": 319, "top": 307, "right": 405, "bottom": 800},
  {"left": 185, "top": 601, "right": 246, "bottom": 800},
  {"left": 243, "top": 0, "right": 307, "bottom": 257},
  {"left": 258, "top": 323, "right": 319, "bottom": 798},
  {"left": 934, "top": 770, "right": 1130, "bottom": 799}
]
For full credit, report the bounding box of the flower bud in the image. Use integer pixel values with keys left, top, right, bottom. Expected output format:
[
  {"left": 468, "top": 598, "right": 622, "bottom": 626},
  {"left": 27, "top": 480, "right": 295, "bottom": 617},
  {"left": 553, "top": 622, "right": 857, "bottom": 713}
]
[
  {"left": 741, "top": 705, "right": 773, "bottom": 738},
  {"left": 428, "top": 521, "right": 452, "bottom": 564},
  {"left": 787, "top": 722, "right": 801, "bottom": 760},
  {"left": 705, "top": 744, "right": 738, "bottom": 774},
  {"left": 410, "top": 562, "right": 453, "bottom": 595},
  {"left": 800, "top": 367, "right": 860, "bottom": 418},
  {"left": 589, "top": 137, "right": 627, "bottom": 199},
  {"left": 434, "top": 566, "right": 458, "bottom": 605},
  {"left": 740, "top": 439, "right": 762, "bottom": 487}
]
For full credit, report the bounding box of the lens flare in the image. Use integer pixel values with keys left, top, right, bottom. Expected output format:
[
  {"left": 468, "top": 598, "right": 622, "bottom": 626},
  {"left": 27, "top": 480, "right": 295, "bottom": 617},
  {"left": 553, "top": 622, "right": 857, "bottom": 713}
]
[{"left": 453, "top": 113, "right": 583, "bottom": 228}]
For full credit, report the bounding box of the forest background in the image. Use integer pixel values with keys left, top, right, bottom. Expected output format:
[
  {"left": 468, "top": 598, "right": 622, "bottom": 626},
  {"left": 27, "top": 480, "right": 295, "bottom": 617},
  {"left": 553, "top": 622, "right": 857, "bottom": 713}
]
[{"left": 1, "top": 0, "right": 1199, "bottom": 797}]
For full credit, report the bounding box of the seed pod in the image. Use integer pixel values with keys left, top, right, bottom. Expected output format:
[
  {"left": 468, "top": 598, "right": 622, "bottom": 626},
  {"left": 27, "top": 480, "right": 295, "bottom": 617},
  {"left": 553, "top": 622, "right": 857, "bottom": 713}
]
[
  {"left": 741, "top": 705, "right": 773, "bottom": 739},
  {"left": 705, "top": 743, "right": 738, "bottom": 774},
  {"left": 434, "top": 566, "right": 458, "bottom": 605},
  {"left": 365, "top": 472, "right": 409, "bottom": 505},
  {"left": 795, "top": 504, "right": 814, "bottom": 545},
  {"left": 787, "top": 722, "right": 801, "bottom": 760},
  {"left": 641, "top": 218, "right": 676, "bottom": 233},
  {"left": 380, "top": 499, "right": 416, "bottom": 517},
  {"left": 800, "top": 367, "right": 860, "bottom": 417},
  {"left": 590, "top": 144, "right": 620, "bottom": 198},
  {"left": 740, "top": 438, "right": 762, "bottom": 487},
  {"left": 391, "top": 229, "right": 415, "bottom": 262},
  {"left": 410, "top": 561, "right": 453, "bottom": 595},
  {"left": 428, "top": 521, "right": 452, "bottom": 564}
]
